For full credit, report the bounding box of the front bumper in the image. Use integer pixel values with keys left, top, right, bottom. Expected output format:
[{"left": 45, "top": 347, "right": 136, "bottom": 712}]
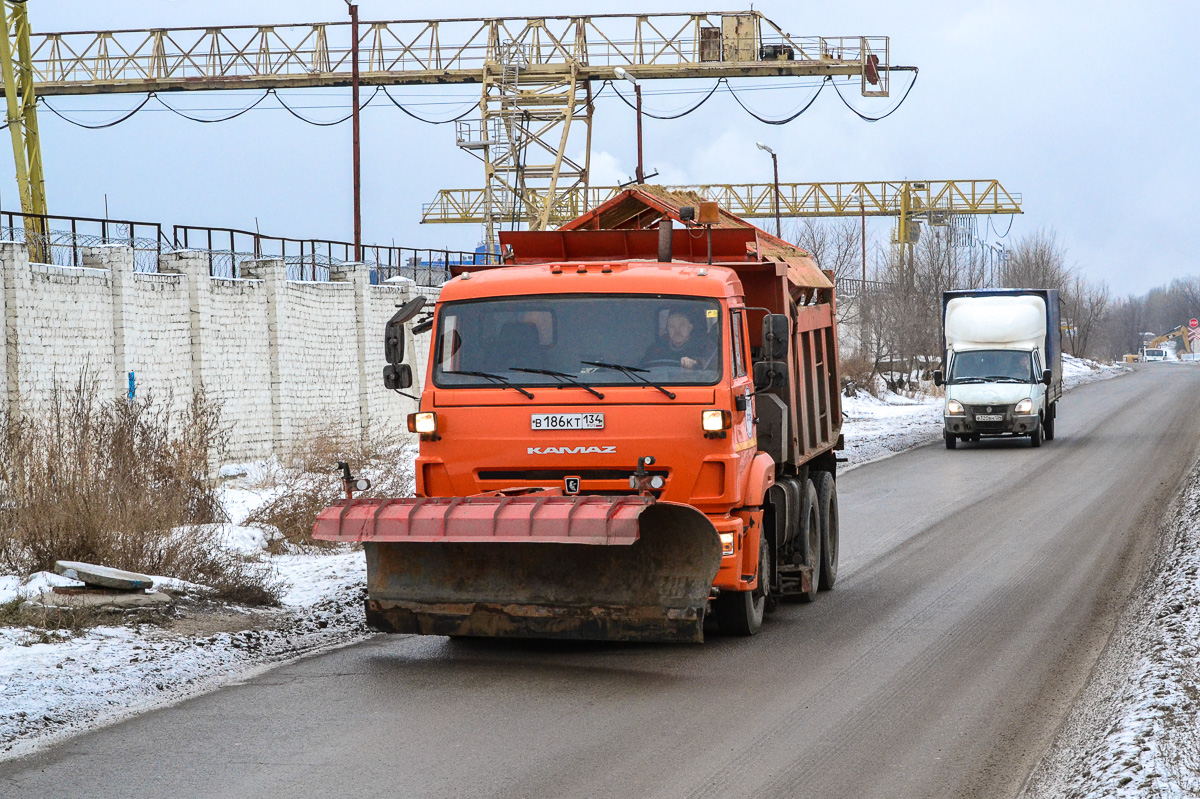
[{"left": 944, "top": 413, "right": 1040, "bottom": 436}]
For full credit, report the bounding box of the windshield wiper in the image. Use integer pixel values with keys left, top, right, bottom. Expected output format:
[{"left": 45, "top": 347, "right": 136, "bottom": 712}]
[
  {"left": 446, "top": 369, "right": 535, "bottom": 399},
  {"left": 512, "top": 367, "right": 605, "bottom": 400},
  {"left": 581, "top": 360, "right": 676, "bottom": 400},
  {"left": 981, "top": 375, "right": 1028, "bottom": 383},
  {"left": 949, "top": 376, "right": 987, "bottom": 384}
]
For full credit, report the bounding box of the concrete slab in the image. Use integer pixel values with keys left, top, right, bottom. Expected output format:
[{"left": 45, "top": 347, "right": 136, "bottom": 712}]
[
  {"left": 24, "top": 590, "right": 173, "bottom": 610},
  {"left": 54, "top": 561, "right": 155, "bottom": 591}
]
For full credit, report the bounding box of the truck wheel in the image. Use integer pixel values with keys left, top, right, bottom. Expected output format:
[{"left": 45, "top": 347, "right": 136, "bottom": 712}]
[
  {"left": 1044, "top": 406, "right": 1056, "bottom": 441},
  {"left": 797, "top": 480, "right": 821, "bottom": 602},
  {"left": 815, "top": 471, "right": 838, "bottom": 591},
  {"left": 1030, "top": 421, "right": 1043, "bottom": 448},
  {"left": 944, "top": 432, "right": 957, "bottom": 450},
  {"left": 714, "top": 532, "right": 768, "bottom": 636}
]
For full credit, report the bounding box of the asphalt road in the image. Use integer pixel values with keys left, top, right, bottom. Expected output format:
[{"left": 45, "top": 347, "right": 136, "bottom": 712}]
[{"left": 5, "top": 366, "right": 1200, "bottom": 799}]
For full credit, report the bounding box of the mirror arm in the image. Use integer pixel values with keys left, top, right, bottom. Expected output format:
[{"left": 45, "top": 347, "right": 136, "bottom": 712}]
[{"left": 392, "top": 388, "right": 421, "bottom": 401}]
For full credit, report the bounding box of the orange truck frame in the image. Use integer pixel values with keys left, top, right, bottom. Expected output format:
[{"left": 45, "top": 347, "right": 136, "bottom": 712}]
[{"left": 314, "top": 188, "right": 843, "bottom": 642}]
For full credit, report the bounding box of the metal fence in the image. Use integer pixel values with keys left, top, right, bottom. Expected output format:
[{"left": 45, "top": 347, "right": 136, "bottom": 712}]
[
  {"left": 172, "top": 225, "right": 497, "bottom": 284},
  {"left": 835, "top": 277, "right": 893, "bottom": 298},
  {"left": 0, "top": 209, "right": 495, "bottom": 287},
  {"left": 0, "top": 211, "right": 166, "bottom": 273}
]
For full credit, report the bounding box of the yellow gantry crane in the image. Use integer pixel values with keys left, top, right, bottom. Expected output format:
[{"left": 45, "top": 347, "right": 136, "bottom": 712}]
[
  {"left": 2, "top": 9, "right": 900, "bottom": 252},
  {"left": 0, "top": 0, "right": 47, "bottom": 261},
  {"left": 422, "top": 179, "right": 1022, "bottom": 259}
]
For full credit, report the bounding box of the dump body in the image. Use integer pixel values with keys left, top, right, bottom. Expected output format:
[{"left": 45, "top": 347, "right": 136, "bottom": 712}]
[
  {"left": 939, "top": 289, "right": 1062, "bottom": 444},
  {"left": 314, "top": 188, "right": 842, "bottom": 641}
]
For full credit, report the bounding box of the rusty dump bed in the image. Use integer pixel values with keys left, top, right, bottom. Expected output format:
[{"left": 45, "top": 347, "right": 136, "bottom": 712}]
[{"left": 313, "top": 496, "right": 722, "bottom": 643}]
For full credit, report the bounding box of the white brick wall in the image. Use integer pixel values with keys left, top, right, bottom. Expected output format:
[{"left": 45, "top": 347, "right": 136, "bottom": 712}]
[{"left": 0, "top": 243, "right": 436, "bottom": 463}]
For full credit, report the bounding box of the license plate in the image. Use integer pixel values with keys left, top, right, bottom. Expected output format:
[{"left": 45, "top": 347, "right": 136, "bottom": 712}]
[
  {"left": 531, "top": 413, "right": 605, "bottom": 431},
  {"left": 975, "top": 414, "right": 1004, "bottom": 422}
]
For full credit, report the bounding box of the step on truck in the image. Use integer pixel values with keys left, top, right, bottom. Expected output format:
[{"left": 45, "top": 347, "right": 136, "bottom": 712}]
[
  {"left": 314, "top": 188, "right": 844, "bottom": 642},
  {"left": 933, "top": 288, "right": 1063, "bottom": 449}
]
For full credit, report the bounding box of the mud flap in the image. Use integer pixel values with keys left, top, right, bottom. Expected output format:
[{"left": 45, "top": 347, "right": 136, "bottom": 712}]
[{"left": 361, "top": 503, "right": 721, "bottom": 643}]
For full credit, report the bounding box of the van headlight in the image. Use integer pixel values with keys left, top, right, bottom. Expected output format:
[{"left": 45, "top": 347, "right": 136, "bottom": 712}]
[
  {"left": 946, "top": 400, "right": 965, "bottom": 415},
  {"left": 1015, "top": 398, "right": 1034, "bottom": 414}
]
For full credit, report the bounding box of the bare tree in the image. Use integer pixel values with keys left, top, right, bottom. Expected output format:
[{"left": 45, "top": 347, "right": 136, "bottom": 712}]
[
  {"left": 999, "top": 228, "right": 1070, "bottom": 292},
  {"left": 791, "top": 218, "right": 864, "bottom": 284},
  {"left": 1063, "top": 274, "right": 1110, "bottom": 358}
]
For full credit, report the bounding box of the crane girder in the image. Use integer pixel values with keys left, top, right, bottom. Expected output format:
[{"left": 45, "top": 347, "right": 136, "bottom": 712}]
[
  {"left": 421, "top": 180, "right": 1023, "bottom": 225},
  {"left": 13, "top": 10, "right": 900, "bottom": 251},
  {"left": 26, "top": 13, "right": 890, "bottom": 96}
]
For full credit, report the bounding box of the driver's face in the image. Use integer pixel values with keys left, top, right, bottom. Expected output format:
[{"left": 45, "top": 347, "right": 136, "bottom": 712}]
[{"left": 666, "top": 315, "right": 693, "bottom": 348}]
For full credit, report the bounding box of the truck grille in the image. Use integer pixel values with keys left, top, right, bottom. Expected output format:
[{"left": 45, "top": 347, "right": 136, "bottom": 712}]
[
  {"left": 478, "top": 469, "right": 668, "bottom": 482},
  {"left": 968, "top": 404, "right": 1013, "bottom": 432}
]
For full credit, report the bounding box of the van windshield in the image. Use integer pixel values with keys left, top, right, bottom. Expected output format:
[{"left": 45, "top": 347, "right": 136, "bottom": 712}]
[
  {"left": 948, "top": 349, "right": 1034, "bottom": 384},
  {"left": 433, "top": 294, "right": 724, "bottom": 389}
]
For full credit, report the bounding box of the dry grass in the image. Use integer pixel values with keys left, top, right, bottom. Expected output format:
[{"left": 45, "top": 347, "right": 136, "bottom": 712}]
[
  {"left": 1151, "top": 662, "right": 1200, "bottom": 797},
  {"left": 840, "top": 354, "right": 879, "bottom": 398},
  {"left": 245, "top": 431, "right": 415, "bottom": 553},
  {"left": 0, "top": 375, "right": 280, "bottom": 606}
]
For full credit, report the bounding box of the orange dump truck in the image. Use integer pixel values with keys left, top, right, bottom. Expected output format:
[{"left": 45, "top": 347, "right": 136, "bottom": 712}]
[{"left": 314, "top": 189, "right": 843, "bottom": 642}]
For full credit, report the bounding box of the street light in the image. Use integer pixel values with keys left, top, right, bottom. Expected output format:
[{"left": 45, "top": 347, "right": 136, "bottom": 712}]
[
  {"left": 345, "top": 1, "right": 362, "bottom": 261},
  {"left": 756, "top": 142, "right": 781, "bottom": 238},
  {"left": 615, "top": 68, "right": 644, "bottom": 183}
]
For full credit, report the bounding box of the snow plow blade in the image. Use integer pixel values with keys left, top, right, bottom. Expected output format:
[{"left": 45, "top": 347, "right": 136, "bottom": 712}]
[{"left": 312, "top": 495, "right": 722, "bottom": 643}]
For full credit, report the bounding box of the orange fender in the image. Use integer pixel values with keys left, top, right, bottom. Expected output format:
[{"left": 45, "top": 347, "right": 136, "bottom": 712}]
[{"left": 742, "top": 452, "right": 776, "bottom": 508}]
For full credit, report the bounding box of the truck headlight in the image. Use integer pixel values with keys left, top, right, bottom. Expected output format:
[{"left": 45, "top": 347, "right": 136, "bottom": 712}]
[
  {"left": 1015, "top": 398, "right": 1034, "bottom": 414},
  {"left": 702, "top": 409, "right": 732, "bottom": 432},
  {"left": 719, "top": 532, "right": 735, "bottom": 555},
  {"left": 946, "top": 400, "right": 965, "bottom": 415},
  {"left": 407, "top": 412, "right": 438, "bottom": 434}
]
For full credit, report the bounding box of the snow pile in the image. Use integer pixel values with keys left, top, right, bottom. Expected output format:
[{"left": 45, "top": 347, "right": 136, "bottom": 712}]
[
  {"left": 840, "top": 389, "right": 943, "bottom": 470},
  {"left": 0, "top": 550, "right": 368, "bottom": 757},
  {"left": 0, "top": 455, "right": 394, "bottom": 757},
  {"left": 1024, "top": 466, "right": 1200, "bottom": 798}
]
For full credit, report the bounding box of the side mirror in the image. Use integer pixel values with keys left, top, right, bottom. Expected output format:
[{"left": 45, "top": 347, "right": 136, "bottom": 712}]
[
  {"left": 384, "top": 296, "right": 428, "bottom": 365},
  {"left": 932, "top": 370, "right": 943, "bottom": 387},
  {"left": 383, "top": 364, "right": 413, "bottom": 390},
  {"left": 762, "top": 314, "right": 790, "bottom": 360},
  {"left": 1041, "top": 369, "right": 1052, "bottom": 386},
  {"left": 753, "top": 361, "right": 787, "bottom": 391}
]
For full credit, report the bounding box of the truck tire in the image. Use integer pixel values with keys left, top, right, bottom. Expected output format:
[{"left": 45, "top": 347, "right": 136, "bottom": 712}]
[
  {"left": 1044, "top": 405, "right": 1056, "bottom": 441},
  {"left": 1030, "top": 420, "right": 1043, "bottom": 448},
  {"left": 714, "top": 530, "right": 768, "bottom": 636},
  {"left": 815, "top": 471, "right": 838, "bottom": 591},
  {"left": 797, "top": 479, "right": 821, "bottom": 603},
  {"left": 944, "top": 432, "right": 957, "bottom": 450}
]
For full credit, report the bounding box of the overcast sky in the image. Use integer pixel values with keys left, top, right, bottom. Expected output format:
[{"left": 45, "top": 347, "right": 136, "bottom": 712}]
[{"left": 13, "top": 1, "right": 1198, "bottom": 295}]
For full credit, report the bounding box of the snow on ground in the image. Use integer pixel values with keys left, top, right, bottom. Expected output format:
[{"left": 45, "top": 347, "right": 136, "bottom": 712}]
[
  {"left": 0, "top": 357, "right": 1135, "bottom": 762},
  {"left": 1022, "top": 461, "right": 1200, "bottom": 799}
]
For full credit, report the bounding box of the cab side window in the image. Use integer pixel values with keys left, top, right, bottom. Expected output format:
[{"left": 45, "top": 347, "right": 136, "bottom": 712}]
[{"left": 730, "top": 311, "right": 747, "bottom": 378}]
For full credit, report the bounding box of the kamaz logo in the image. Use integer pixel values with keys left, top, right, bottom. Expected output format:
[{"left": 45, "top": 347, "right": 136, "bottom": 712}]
[{"left": 527, "top": 445, "right": 616, "bottom": 455}]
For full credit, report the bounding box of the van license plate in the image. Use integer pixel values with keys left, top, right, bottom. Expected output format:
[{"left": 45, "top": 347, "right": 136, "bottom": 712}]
[
  {"left": 975, "top": 414, "right": 1004, "bottom": 422},
  {"left": 531, "top": 413, "right": 605, "bottom": 430}
]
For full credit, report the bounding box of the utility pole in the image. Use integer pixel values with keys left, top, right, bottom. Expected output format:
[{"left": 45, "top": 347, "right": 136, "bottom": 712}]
[
  {"left": 615, "top": 68, "right": 643, "bottom": 183},
  {"left": 860, "top": 195, "right": 866, "bottom": 283},
  {"left": 347, "top": 2, "right": 362, "bottom": 261},
  {"left": 755, "top": 142, "right": 780, "bottom": 238}
]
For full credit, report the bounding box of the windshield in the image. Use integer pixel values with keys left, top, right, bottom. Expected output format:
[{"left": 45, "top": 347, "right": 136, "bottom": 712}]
[
  {"left": 1145, "top": 349, "right": 1165, "bottom": 357},
  {"left": 948, "top": 349, "right": 1035, "bottom": 383},
  {"left": 434, "top": 294, "right": 724, "bottom": 389}
]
